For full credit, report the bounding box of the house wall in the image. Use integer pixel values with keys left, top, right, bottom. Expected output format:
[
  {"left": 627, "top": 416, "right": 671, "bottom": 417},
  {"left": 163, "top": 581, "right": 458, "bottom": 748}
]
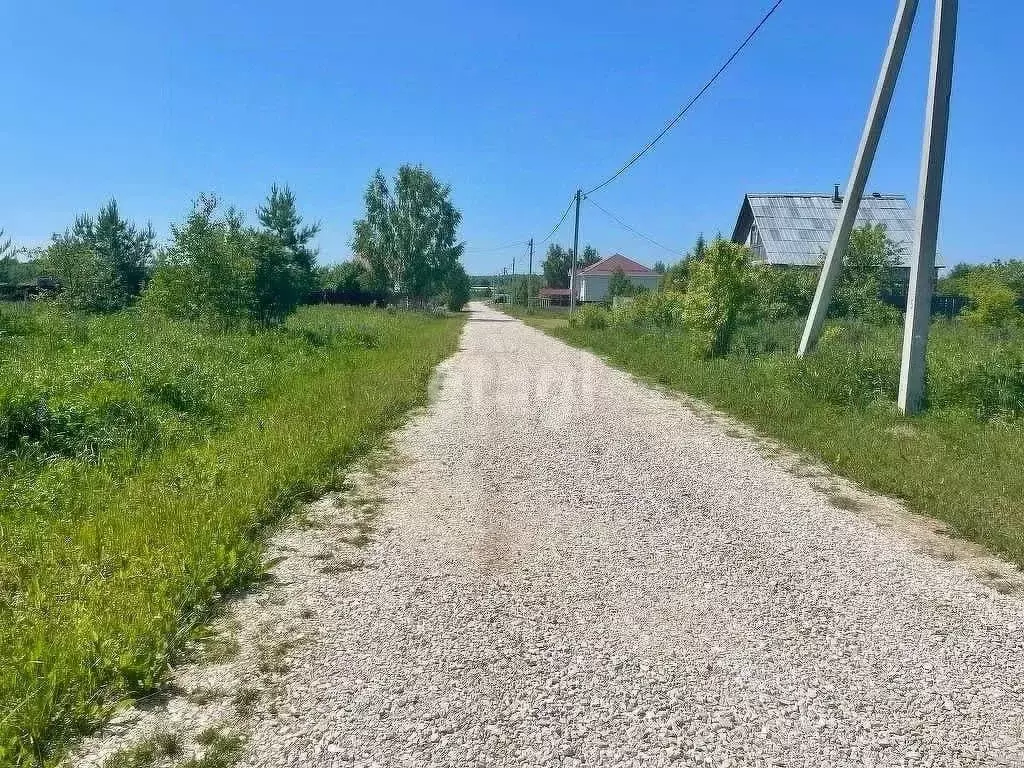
[{"left": 579, "top": 274, "right": 660, "bottom": 302}]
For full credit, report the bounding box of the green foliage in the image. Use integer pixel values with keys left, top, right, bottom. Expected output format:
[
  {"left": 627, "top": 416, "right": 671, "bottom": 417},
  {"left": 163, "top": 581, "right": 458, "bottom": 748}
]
[
  {"left": 750, "top": 265, "right": 817, "bottom": 321},
  {"left": 257, "top": 183, "right": 320, "bottom": 296},
  {"left": 42, "top": 240, "right": 123, "bottom": 312},
  {"left": 609, "top": 290, "right": 686, "bottom": 329},
  {"left": 441, "top": 264, "right": 471, "bottom": 311},
  {"left": 607, "top": 267, "right": 634, "bottom": 299},
  {"left": 541, "top": 244, "right": 598, "bottom": 289},
  {"left": 0, "top": 304, "right": 463, "bottom": 766},
  {"left": 353, "top": 166, "right": 466, "bottom": 304},
  {"left": 831, "top": 223, "right": 904, "bottom": 321},
  {"left": 681, "top": 238, "right": 754, "bottom": 357},
  {"left": 540, "top": 316, "right": 1024, "bottom": 578},
  {"left": 942, "top": 260, "right": 1024, "bottom": 299},
  {"left": 46, "top": 200, "right": 155, "bottom": 311},
  {"left": 142, "top": 196, "right": 256, "bottom": 327},
  {"left": 661, "top": 234, "right": 706, "bottom": 293},
  {"left": 960, "top": 273, "right": 1022, "bottom": 327},
  {"left": 315, "top": 260, "right": 384, "bottom": 305},
  {"left": 144, "top": 189, "right": 317, "bottom": 328},
  {"left": 568, "top": 304, "right": 609, "bottom": 329}
]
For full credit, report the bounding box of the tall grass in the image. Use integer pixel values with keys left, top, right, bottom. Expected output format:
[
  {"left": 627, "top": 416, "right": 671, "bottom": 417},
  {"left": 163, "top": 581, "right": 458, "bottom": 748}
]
[
  {"left": 0, "top": 303, "right": 463, "bottom": 767},
  {"left": 510, "top": 307, "right": 1024, "bottom": 571}
]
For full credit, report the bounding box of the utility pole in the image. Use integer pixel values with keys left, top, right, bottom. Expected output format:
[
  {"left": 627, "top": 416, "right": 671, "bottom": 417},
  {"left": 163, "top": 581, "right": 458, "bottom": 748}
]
[
  {"left": 568, "top": 189, "right": 582, "bottom": 313},
  {"left": 797, "top": 0, "right": 957, "bottom": 415},
  {"left": 799, "top": 0, "right": 919, "bottom": 357},
  {"left": 899, "top": 0, "right": 957, "bottom": 414},
  {"left": 527, "top": 238, "right": 534, "bottom": 308},
  {"left": 511, "top": 255, "right": 516, "bottom": 306}
]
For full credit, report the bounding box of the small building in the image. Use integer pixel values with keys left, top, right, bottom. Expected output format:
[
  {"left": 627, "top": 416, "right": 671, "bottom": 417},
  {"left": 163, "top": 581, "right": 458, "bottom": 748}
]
[
  {"left": 731, "top": 187, "right": 916, "bottom": 266},
  {"left": 538, "top": 287, "right": 572, "bottom": 307},
  {"left": 573, "top": 254, "right": 660, "bottom": 303}
]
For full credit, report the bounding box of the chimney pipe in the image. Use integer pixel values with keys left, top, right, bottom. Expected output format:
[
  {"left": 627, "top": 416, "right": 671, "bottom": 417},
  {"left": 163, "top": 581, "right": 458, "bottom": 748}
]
[{"left": 833, "top": 184, "right": 842, "bottom": 205}]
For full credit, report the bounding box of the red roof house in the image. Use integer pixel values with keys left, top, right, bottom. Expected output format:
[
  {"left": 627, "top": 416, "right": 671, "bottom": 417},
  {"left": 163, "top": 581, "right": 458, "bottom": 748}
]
[{"left": 572, "top": 254, "right": 660, "bottom": 302}]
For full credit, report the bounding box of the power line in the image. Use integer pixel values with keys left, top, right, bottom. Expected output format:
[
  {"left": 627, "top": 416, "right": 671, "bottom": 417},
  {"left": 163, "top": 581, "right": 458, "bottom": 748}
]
[
  {"left": 584, "top": 0, "right": 785, "bottom": 196},
  {"left": 464, "top": 240, "right": 526, "bottom": 255},
  {"left": 586, "top": 197, "right": 685, "bottom": 258},
  {"left": 536, "top": 194, "right": 578, "bottom": 247}
]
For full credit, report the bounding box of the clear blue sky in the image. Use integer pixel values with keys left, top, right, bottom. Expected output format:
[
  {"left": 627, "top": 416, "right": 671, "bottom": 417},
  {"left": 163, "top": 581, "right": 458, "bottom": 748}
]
[{"left": 2, "top": 1, "right": 1019, "bottom": 274}]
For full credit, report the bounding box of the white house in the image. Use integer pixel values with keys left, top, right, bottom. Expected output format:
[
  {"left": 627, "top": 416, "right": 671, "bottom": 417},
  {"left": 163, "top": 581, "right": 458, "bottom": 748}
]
[{"left": 573, "top": 254, "right": 660, "bottom": 303}]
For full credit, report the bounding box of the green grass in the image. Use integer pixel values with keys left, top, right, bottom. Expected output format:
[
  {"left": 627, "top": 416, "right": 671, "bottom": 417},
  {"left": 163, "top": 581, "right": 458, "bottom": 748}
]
[
  {"left": 0, "top": 302, "right": 463, "bottom": 767},
  {"left": 507, "top": 307, "right": 1024, "bottom": 570}
]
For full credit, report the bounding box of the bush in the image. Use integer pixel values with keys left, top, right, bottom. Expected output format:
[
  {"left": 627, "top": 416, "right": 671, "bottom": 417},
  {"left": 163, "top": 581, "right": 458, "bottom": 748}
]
[
  {"left": 681, "top": 239, "right": 754, "bottom": 357},
  {"left": 751, "top": 265, "right": 817, "bottom": 321},
  {"left": 961, "top": 275, "right": 1021, "bottom": 327},
  {"left": 569, "top": 304, "right": 609, "bottom": 329},
  {"left": 443, "top": 264, "right": 471, "bottom": 311},
  {"left": 143, "top": 193, "right": 312, "bottom": 328},
  {"left": 610, "top": 290, "right": 686, "bottom": 329}
]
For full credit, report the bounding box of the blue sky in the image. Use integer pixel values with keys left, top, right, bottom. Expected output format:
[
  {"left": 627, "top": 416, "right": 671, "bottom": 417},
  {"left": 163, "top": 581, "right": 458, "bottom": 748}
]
[{"left": 2, "top": 1, "right": 1019, "bottom": 274}]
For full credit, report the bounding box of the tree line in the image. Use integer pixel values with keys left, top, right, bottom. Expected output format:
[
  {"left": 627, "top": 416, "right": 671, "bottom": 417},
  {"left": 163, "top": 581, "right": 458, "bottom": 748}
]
[{"left": 1, "top": 164, "right": 472, "bottom": 323}]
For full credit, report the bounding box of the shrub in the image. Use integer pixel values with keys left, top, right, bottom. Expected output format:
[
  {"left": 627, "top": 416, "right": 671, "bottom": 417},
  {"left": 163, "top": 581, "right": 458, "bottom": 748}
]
[
  {"left": 751, "top": 265, "right": 817, "bottom": 321},
  {"left": 569, "top": 304, "right": 609, "bottom": 330},
  {"left": 443, "top": 264, "right": 471, "bottom": 311},
  {"left": 961, "top": 275, "right": 1021, "bottom": 327},
  {"left": 610, "top": 290, "right": 686, "bottom": 329},
  {"left": 681, "top": 239, "right": 754, "bottom": 357}
]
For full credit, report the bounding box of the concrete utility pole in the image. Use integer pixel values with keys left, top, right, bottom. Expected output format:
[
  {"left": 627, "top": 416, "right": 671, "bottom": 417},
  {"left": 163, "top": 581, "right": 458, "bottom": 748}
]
[
  {"left": 797, "top": 0, "right": 958, "bottom": 415},
  {"left": 899, "top": 0, "right": 958, "bottom": 414},
  {"left": 511, "top": 255, "right": 516, "bottom": 305},
  {"left": 799, "top": 0, "right": 919, "bottom": 356},
  {"left": 568, "top": 189, "right": 583, "bottom": 313},
  {"left": 527, "top": 238, "right": 534, "bottom": 308}
]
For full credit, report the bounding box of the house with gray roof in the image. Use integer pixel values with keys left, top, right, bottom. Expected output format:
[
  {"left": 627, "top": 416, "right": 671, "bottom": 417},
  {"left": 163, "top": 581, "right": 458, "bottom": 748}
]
[{"left": 730, "top": 187, "right": 916, "bottom": 266}]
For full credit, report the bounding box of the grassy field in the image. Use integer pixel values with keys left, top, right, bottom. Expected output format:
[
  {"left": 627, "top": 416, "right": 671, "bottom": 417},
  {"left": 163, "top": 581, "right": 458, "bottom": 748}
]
[
  {"left": 0, "top": 302, "right": 463, "bottom": 767},
  {"left": 502, "top": 304, "right": 1024, "bottom": 571}
]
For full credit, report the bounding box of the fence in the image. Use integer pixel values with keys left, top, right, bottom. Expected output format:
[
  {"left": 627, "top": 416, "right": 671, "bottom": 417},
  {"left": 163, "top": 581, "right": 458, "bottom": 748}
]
[{"left": 881, "top": 291, "right": 970, "bottom": 319}]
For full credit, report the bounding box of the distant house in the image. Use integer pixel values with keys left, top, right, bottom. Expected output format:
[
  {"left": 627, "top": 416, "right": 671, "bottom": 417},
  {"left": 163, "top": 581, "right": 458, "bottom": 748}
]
[
  {"left": 573, "top": 254, "right": 660, "bottom": 303},
  {"left": 731, "top": 187, "right": 919, "bottom": 261}
]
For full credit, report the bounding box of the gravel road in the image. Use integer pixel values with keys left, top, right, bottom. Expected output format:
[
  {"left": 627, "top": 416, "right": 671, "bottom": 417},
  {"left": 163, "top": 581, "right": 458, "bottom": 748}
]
[{"left": 242, "top": 302, "right": 1024, "bottom": 768}]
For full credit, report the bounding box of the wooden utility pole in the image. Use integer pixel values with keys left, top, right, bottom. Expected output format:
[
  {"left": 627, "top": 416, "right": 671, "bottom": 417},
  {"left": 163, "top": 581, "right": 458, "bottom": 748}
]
[
  {"left": 511, "top": 255, "right": 516, "bottom": 306},
  {"left": 527, "top": 238, "right": 534, "bottom": 308},
  {"left": 568, "top": 189, "right": 582, "bottom": 313},
  {"left": 797, "top": 0, "right": 957, "bottom": 414}
]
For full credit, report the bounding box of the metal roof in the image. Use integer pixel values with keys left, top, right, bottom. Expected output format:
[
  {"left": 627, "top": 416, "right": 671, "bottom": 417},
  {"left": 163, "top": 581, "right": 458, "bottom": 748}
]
[{"left": 731, "top": 193, "right": 915, "bottom": 266}]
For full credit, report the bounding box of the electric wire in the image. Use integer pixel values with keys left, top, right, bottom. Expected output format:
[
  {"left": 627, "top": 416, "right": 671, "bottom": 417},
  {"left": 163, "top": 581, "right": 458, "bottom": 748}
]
[
  {"left": 586, "top": 197, "right": 685, "bottom": 258},
  {"left": 584, "top": 0, "right": 785, "bottom": 195}
]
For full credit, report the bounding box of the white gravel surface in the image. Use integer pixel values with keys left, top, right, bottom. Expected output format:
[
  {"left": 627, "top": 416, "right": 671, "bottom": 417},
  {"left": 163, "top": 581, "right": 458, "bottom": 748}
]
[
  {"left": 73, "top": 301, "right": 1024, "bottom": 768},
  {"left": 236, "top": 302, "right": 1024, "bottom": 767}
]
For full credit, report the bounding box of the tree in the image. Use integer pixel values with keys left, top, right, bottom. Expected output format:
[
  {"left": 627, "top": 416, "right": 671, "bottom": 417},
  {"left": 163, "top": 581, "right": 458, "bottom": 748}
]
[
  {"left": 542, "top": 245, "right": 571, "bottom": 288},
  {"left": 831, "top": 223, "right": 904, "bottom": 320},
  {"left": 681, "top": 238, "right": 754, "bottom": 357},
  {"left": 47, "top": 200, "right": 155, "bottom": 309},
  {"left": 662, "top": 234, "right": 706, "bottom": 293},
  {"left": 541, "top": 243, "right": 599, "bottom": 288},
  {"left": 653, "top": 261, "right": 667, "bottom": 274},
  {"left": 608, "top": 267, "right": 635, "bottom": 299},
  {"left": 143, "top": 195, "right": 255, "bottom": 327},
  {"left": 353, "top": 166, "right": 465, "bottom": 305},
  {"left": 257, "top": 184, "right": 320, "bottom": 295}
]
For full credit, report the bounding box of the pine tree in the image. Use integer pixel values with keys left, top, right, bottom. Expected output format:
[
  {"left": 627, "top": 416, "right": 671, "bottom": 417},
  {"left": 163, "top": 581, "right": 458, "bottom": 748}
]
[{"left": 257, "top": 184, "right": 320, "bottom": 293}]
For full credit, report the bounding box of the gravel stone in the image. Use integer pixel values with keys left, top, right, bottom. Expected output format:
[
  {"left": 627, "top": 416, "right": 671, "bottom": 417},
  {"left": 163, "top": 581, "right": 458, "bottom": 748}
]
[{"left": 73, "top": 303, "right": 1024, "bottom": 767}]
